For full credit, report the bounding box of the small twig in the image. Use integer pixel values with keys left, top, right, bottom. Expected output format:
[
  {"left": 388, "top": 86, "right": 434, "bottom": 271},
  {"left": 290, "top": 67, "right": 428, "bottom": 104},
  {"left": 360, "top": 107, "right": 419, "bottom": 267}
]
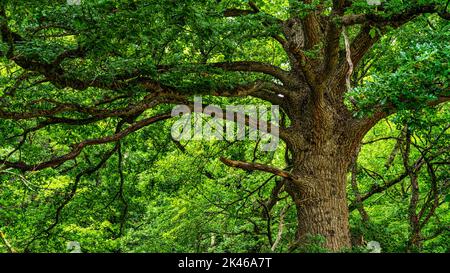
[{"left": 0, "top": 230, "right": 16, "bottom": 253}]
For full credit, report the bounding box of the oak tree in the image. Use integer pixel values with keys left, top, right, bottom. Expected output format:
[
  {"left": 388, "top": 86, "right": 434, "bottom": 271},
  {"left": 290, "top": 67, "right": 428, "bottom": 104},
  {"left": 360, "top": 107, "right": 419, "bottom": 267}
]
[{"left": 0, "top": 0, "right": 449, "bottom": 250}]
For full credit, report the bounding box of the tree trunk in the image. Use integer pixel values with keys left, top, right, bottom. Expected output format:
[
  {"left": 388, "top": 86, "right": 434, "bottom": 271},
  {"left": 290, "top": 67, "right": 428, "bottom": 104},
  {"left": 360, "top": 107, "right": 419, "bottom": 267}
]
[
  {"left": 285, "top": 145, "right": 352, "bottom": 251},
  {"left": 281, "top": 93, "right": 365, "bottom": 251}
]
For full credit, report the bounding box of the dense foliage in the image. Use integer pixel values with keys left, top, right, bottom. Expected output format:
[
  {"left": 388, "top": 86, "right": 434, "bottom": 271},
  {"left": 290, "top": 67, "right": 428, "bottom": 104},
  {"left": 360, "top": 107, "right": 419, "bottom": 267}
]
[{"left": 0, "top": 1, "right": 448, "bottom": 253}]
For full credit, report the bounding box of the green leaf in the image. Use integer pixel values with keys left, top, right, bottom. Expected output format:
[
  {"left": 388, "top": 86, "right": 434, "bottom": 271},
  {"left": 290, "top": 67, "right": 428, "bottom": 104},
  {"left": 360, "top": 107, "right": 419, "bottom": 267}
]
[{"left": 369, "top": 28, "right": 377, "bottom": 39}]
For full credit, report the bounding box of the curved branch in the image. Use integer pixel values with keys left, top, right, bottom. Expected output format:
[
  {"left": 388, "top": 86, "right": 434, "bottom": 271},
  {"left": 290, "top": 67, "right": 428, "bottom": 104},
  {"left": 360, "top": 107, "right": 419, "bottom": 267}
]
[
  {"left": 211, "top": 61, "right": 293, "bottom": 85},
  {"left": 220, "top": 157, "right": 297, "bottom": 180},
  {"left": 1, "top": 113, "right": 172, "bottom": 172},
  {"left": 224, "top": 1, "right": 259, "bottom": 17},
  {"left": 341, "top": 4, "right": 447, "bottom": 26},
  {"left": 356, "top": 95, "right": 450, "bottom": 135}
]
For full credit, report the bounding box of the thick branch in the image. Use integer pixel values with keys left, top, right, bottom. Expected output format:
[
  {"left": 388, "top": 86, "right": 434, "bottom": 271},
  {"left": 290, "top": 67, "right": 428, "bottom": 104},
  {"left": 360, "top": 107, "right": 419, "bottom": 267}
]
[
  {"left": 211, "top": 61, "right": 293, "bottom": 85},
  {"left": 220, "top": 157, "right": 297, "bottom": 180},
  {"left": 341, "top": 5, "right": 445, "bottom": 26},
  {"left": 224, "top": 1, "right": 259, "bottom": 17},
  {"left": 356, "top": 95, "right": 450, "bottom": 134}
]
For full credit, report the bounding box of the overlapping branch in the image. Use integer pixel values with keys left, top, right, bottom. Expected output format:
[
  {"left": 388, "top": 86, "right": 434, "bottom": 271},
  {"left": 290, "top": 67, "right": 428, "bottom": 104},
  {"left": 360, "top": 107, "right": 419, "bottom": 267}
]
[
  {"left": 0, "top": 113, "right": 172, "bottom": 172},
  {"left": 223, "top": 1, "right": 286, "bottom": 47},
  {"left": 220, "top": 157, "right": 297, "bottom": 181},
  {"left": 341, "top": 4, "right": 449, "bottom": 26}
]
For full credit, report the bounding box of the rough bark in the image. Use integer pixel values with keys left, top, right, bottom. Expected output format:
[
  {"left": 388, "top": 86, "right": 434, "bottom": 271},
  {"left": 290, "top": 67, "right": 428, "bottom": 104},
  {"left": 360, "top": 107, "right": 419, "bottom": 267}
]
[
  {"left": 287, "top": 150, "right": 352, "bottom": 251},
  {"left": 278, "top": 79, "right": 366, "bottom": 251}
]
